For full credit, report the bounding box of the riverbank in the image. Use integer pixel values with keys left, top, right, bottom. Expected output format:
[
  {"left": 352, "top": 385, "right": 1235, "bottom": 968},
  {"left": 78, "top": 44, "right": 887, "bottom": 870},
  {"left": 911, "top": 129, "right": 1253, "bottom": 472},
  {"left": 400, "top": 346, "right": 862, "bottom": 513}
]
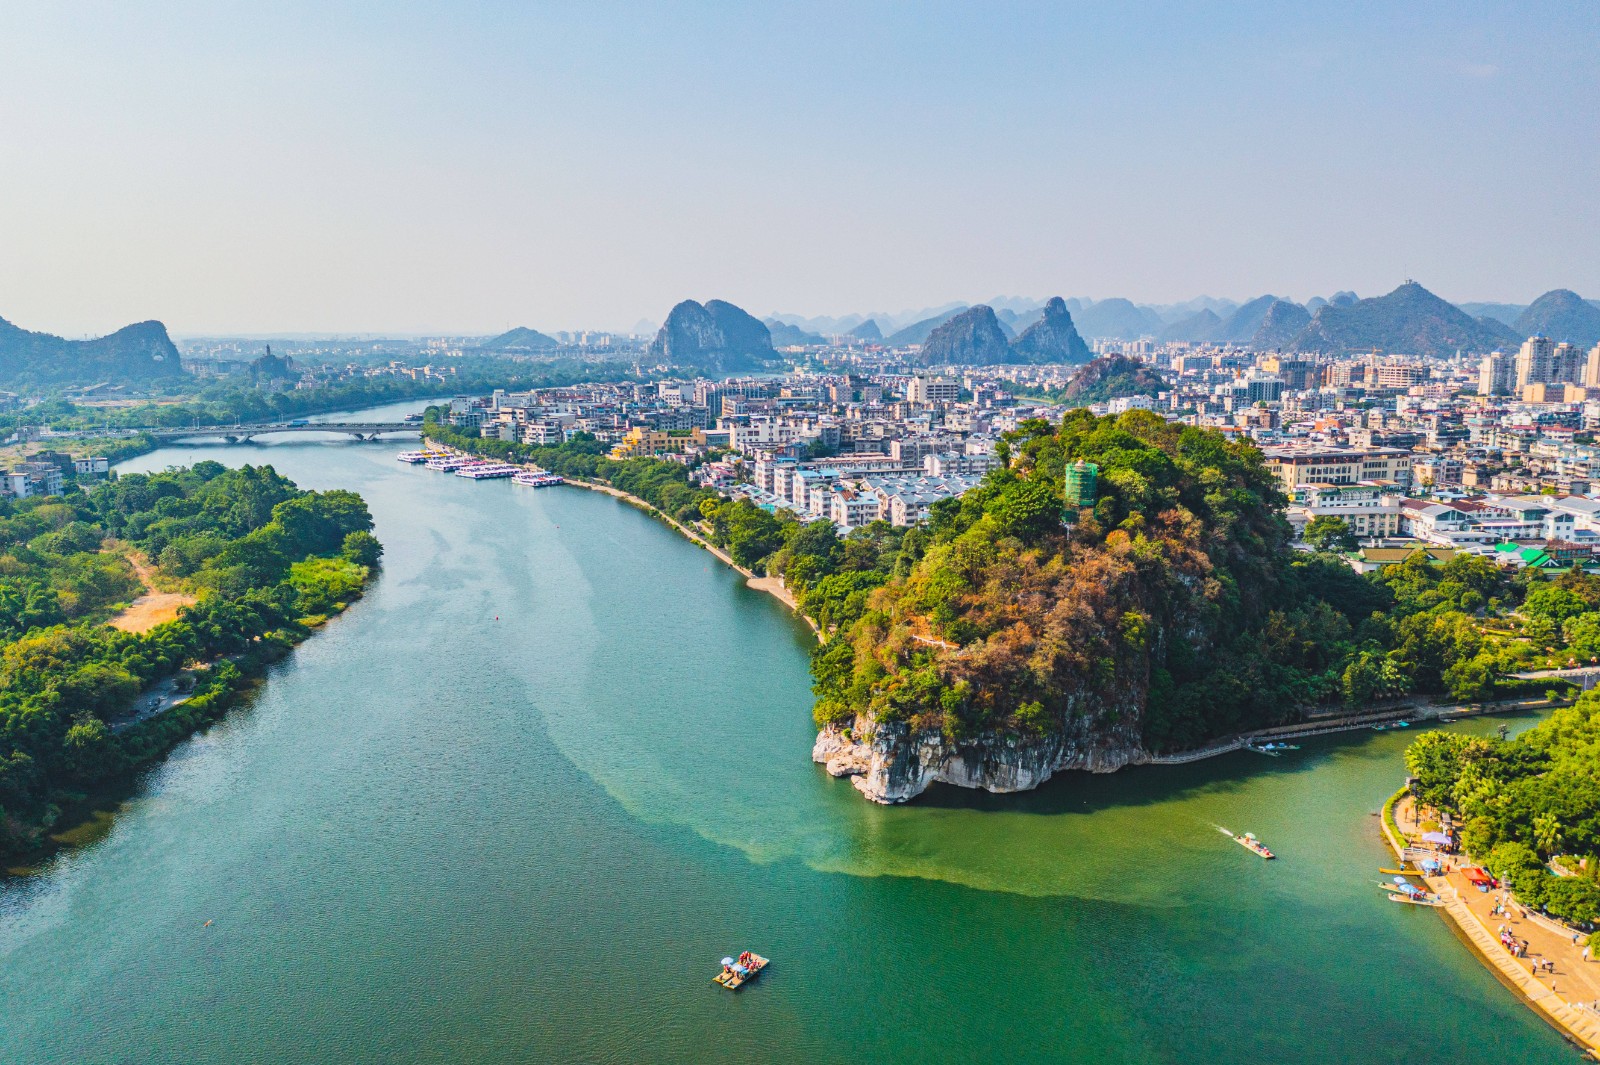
[
  {"left": 1384, "top": 792, "right": 1600, "bottom": 1056},
  {"left": 557, "top": 474, "right": 820, "bottom": 639}
]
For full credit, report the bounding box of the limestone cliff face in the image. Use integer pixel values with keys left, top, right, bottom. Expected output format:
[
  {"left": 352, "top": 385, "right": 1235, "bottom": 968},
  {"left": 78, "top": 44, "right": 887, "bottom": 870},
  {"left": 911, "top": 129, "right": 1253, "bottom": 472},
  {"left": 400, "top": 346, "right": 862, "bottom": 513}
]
[
  {"left": 1011, "top": 297, "right": 1092, "bottom": 364},
  {"left": 915, "top": 305, "right": 1012, "bottom": 366},
  {"left": 647, "top": 298, "right": 774, "bottom": 372},
  {"left": 813, "top": 711, "right": 1148, "bottom": 804}
]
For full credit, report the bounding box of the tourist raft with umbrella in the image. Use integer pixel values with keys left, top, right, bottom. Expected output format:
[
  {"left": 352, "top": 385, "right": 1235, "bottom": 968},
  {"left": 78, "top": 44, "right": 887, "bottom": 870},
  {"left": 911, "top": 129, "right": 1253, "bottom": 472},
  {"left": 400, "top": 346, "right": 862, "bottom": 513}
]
[
  {"left": 1216, "top": 825, "right": 1280, "bottom": 857},
  {"left": 714, "top": 951, "right": 770, "bottom": 989}
]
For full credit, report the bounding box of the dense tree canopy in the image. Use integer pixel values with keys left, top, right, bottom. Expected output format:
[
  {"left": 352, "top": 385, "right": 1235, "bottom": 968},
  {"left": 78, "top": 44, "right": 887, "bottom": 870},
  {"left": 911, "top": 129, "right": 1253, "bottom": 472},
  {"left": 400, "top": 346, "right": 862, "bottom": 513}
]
[{"left": 0, "top": 464, "right": 376, "bottom": 858}]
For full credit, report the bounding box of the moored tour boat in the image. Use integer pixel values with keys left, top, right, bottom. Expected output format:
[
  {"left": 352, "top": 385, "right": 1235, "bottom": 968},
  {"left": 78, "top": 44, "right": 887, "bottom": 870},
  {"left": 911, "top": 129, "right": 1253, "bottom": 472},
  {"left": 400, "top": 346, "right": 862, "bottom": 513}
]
[{"left": 455, "top": 463, "right": 519, "bottom": 479}]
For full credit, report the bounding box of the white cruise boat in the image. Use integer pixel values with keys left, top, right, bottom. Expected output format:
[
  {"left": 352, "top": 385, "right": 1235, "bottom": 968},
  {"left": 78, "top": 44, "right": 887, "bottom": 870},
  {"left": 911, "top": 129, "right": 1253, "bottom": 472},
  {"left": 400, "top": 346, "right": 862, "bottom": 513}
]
[
  {"left": 456, "top": 463, "right": 519, "bottom": 480},
  {"left": 512, "top": 470, "right": 565, "bottom": 487}
]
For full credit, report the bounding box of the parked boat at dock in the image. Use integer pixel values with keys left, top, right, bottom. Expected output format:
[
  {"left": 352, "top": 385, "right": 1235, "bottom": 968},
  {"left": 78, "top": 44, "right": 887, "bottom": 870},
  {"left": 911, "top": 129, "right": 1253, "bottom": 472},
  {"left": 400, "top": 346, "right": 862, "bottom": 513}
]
[
  {"left": 456, "top": 463, "right": 519, "bottom": 480},
  {"left": 513, "top": 470, "right": 565, "bottom": 487}
]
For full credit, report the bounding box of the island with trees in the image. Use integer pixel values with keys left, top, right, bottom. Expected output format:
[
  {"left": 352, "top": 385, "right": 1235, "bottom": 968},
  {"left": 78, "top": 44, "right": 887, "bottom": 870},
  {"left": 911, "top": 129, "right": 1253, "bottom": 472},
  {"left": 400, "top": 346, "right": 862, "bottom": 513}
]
[{"left": 0, "top": 462, "right": 379, "bottom": 860}]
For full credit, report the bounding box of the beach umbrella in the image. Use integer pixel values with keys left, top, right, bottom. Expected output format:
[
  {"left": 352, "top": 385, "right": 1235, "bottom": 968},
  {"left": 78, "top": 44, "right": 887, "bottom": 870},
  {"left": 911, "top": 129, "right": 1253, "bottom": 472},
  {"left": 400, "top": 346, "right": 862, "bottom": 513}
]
[
  {"left": 1421, "top": 831, "right": 1453, "bottom": 845},
  {"left": 721, "top": 957, "right": 734, "bottom": 967}
]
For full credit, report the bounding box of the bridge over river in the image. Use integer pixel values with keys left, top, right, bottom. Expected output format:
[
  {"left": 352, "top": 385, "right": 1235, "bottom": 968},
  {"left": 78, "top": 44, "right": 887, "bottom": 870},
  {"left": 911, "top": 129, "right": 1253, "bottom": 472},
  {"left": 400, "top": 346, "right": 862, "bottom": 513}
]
[{"left": 138, "top": 421, "right": 422, "bottom": 443}]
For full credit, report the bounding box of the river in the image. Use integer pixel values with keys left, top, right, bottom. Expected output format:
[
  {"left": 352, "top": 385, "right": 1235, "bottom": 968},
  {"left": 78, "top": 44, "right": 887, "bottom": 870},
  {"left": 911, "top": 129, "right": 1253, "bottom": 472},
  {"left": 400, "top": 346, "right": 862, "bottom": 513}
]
[{"left": 0, "top": 427, "right": 1579, "bottom": 1063}]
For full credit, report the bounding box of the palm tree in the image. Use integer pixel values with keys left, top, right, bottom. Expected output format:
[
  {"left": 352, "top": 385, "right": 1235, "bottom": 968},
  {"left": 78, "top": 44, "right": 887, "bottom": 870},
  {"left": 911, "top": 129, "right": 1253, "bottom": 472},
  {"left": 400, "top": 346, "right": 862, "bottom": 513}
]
[{"left": 1533, "top": 812, "right": 1564, "bottom": 857}]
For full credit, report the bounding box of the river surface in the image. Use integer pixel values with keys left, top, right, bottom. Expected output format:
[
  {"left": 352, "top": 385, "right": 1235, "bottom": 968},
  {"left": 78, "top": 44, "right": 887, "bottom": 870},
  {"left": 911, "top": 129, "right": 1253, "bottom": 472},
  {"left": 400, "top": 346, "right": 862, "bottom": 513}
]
[{"left": 0, "top": 430, "right": 1578, "bottom": 1063}]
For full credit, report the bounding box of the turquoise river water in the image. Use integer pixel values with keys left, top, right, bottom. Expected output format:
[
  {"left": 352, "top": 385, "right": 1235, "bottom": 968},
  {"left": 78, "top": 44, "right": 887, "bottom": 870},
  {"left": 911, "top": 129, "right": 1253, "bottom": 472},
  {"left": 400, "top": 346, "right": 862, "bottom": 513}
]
[{"left": 0, "top": 425, "right": 1580, "bottom": 1063}]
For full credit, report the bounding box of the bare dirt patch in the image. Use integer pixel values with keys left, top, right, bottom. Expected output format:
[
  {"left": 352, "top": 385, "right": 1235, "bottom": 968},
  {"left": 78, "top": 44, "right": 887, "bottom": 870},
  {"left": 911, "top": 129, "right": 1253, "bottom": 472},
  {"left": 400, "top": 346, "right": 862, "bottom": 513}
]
[{"left": 108, "top": 552, "right": 196, "bottom": 633}]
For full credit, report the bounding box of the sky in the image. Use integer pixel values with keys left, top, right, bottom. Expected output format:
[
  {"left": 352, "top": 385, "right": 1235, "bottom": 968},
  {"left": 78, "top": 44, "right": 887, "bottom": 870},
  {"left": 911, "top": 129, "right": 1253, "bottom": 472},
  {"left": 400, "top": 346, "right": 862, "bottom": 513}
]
[{"left": 1, "top": 1, "right": 1597, "bottom": 337}]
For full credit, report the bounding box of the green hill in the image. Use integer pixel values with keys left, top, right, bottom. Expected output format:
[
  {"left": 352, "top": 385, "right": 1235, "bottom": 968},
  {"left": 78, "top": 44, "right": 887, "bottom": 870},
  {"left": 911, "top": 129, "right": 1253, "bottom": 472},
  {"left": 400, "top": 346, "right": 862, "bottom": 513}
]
[
  {"left": 480, "top": 326, "right": 559, "bottom": 351},
  {"left": 1062, "top": 355, "right": 1166, "bottom": 402},
  {"left": 807, "top": 412, "right": 1386, "bottom": 801},
  {"left": 1514, "top": 289, "right": 1600, "bottom": 348},
  {"left": 0, "top": 316, "right": 185, "bottom": 389}
]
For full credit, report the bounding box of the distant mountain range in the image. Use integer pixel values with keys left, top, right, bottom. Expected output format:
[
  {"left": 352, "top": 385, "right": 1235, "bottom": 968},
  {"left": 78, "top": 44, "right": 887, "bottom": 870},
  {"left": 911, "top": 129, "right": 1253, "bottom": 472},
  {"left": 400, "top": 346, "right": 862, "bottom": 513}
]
[
  {"left": 1284, "top": 282, "right": 1521, "bottom": 357},
  {"left": 764, "top": 318, "right": 826, "bottom": 347},
  {"left": 774, "top": 286, "right": 1598, "bottom": 355},
  {"left": 1250, "top": 300, "right": 1312, "bottom": 349},
  {"left": 0, "top": 316, "right": 185, "bottom": 388}
]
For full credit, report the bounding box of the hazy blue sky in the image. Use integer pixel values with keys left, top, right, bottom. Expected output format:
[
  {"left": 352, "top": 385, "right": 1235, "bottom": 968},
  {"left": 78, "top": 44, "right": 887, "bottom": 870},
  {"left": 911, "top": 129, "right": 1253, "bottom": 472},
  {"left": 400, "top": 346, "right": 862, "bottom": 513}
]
[{"left": 1, "top": 1, "right": 1596, "bottom": 336}]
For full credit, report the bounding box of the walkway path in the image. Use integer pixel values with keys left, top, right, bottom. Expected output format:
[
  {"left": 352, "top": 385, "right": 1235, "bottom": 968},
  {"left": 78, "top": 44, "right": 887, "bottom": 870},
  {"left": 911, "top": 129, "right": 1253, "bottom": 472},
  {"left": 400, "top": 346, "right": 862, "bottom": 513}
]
[
  {"left": 1388, "top": 795, "right": 1600, "bottom": 1056},
  {"left": 1145, "top": 695, "right": 1556, "bottom": 765}
]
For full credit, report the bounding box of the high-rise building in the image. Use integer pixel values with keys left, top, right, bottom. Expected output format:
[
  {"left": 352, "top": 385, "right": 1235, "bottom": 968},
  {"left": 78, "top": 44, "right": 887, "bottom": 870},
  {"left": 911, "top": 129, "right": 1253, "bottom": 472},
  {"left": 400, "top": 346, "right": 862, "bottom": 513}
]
[
  {"left": 1586, "top": 342, "right": 1600, "bottom": 387},
  {"left": 1478, "top": 351, "right": 1514, "bottom": 396},
  {"left": 1513, "top": 335, "right": 1580, "bottom": 389},
  {"left": 907, "top": 376, "right": 959, "bottom": 404},
  {"left": 1257, "top": 355, "right": 1316, "bottom": 390},
  {"left": 1555, "top": 342, "right": 1584, "bottom": 385}
]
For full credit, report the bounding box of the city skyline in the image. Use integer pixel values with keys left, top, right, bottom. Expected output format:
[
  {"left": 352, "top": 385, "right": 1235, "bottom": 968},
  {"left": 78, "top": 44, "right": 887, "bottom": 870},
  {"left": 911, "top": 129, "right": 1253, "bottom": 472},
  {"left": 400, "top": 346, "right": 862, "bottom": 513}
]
[{"left": 2, "top": 1, "right": 1596, "bottom": 336}]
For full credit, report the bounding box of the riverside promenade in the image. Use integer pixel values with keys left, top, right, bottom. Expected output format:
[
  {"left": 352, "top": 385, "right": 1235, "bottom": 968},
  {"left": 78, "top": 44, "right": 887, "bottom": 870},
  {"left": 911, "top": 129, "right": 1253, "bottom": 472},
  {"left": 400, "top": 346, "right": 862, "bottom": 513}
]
[
  {"left": 1145, "top": 695, "right": 1558, "bottom": 766},
  {"left": 1385, "top": 796, "right": 1600, "bottom": 1057}
]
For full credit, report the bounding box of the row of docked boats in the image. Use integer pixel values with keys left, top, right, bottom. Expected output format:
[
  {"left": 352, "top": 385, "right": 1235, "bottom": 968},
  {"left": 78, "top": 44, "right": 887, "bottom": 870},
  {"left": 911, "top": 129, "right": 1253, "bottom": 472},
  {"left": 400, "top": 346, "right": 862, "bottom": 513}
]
[{"left": 396, "top": 448, "right": 564, "bottom": 487}]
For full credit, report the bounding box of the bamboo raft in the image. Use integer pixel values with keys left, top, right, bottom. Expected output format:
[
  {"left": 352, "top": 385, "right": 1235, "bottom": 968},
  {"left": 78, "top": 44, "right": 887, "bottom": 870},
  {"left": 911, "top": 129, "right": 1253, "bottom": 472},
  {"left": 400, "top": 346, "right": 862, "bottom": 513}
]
[
  {"left": 1388, "top": 892, "right": 1446, "bottom": 907},
  {"left": 713, "top": 954, "right": 769, "bottom": 990}
]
